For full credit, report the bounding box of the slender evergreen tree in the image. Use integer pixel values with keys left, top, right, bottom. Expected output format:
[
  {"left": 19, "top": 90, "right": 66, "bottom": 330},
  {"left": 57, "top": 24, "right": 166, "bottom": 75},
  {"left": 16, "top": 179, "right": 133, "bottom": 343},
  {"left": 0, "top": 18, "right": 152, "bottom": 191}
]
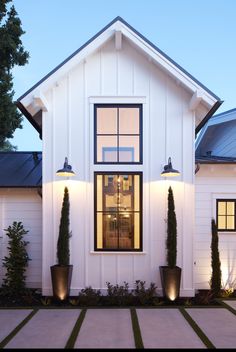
[
  {"left": 210, "top": 218, "right": 222, "bottom": 296},
  {"left": 166, "top": 186, "right": 177, "bottom": 268},
  {"left": 2, "top": 221, "right": 29, "bottom": 296},
  {"left": 57, "top": 187, "right": 70, "bottom": 266},
  {"left": 0, "top": 0, "right": 29, "bottom": 148}
]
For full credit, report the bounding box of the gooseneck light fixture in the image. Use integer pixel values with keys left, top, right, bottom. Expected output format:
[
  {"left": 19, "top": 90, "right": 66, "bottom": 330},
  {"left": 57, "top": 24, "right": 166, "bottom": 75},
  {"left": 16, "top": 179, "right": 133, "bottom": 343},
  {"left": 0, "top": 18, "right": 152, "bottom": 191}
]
[
  {"left": 56, "top": 157, "right": 75, "bottom": 177},
  {"left": 161, "top": 157, "right": 180, "bottom": 177}
]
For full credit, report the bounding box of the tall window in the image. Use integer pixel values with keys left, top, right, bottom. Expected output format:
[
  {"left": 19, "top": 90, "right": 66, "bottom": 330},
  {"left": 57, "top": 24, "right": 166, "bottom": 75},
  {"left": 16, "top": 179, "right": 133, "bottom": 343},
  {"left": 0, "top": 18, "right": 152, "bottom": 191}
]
[
  {"left": 94, "top": 104, "right": 142, "bottom": 163},
  {"left": 217, "top": 199, "right": 236, "bottom": 231},
  {"left": 95, "top": 173, "right": 142, "bottom": 251}
]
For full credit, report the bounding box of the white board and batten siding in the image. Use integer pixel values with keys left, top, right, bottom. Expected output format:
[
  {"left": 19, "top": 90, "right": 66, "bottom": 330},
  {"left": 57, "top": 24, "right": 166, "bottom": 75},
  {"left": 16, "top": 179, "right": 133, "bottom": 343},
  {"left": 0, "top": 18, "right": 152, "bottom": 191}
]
[
  {"left": 195, "top": 164, "right": 236, "bottom": 290},
  {"left": 0, "top": 189, "right": 42, "bottom": 288},
  {"left": 42, "top": 36, "right": 196, "bottom": 296}
]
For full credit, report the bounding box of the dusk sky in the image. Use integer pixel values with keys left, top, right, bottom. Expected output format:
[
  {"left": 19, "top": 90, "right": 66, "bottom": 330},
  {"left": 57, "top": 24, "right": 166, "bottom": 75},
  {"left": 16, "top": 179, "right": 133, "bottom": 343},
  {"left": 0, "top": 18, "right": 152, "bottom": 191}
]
[{"left": 12, "top": 0, "right": 236, "bottom": 151}]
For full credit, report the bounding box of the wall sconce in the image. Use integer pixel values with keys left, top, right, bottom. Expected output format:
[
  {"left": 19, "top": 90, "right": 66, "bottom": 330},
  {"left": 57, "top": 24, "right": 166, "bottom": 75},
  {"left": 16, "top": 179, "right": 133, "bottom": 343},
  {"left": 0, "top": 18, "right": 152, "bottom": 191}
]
[
  {"left": 56, "top": 157, "right": 75, "bottom": 177},
  {"left": 161, "top": 157, "right": 180, "bottom": 177}
]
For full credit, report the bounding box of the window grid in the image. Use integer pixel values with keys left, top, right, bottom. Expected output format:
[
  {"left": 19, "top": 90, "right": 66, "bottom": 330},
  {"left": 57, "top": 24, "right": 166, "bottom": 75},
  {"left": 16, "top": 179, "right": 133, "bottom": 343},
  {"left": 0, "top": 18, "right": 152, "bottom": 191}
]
[
  {"left": 217, "top": 199, "right": 236, "bottom": 232},
  {"left": 94, "top": 172, "right": 143, "bottom": 251},
  {"left": 94, "top": 104, "right": 142, "bottom": 164}
]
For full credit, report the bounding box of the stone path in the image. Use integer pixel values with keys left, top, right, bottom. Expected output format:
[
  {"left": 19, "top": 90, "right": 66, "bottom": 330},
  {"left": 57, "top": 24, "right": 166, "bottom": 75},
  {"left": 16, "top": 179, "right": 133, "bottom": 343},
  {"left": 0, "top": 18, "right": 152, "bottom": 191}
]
[{"left": 0, "top": 301, "right": 235, "bottom": 349}]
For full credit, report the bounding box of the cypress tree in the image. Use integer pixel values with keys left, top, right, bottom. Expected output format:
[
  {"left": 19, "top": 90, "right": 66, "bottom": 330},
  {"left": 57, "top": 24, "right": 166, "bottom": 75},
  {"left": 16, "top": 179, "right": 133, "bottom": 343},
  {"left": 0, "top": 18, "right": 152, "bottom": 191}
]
[
  {"left": 166, "top": 186, "right": 177, "bottom": 268},
  {"left": 2, "top": 221, "right": 29, "bottom": 296},
  {"left": 57, "top": 187, "right": 70, "bottom": 266},
  {"left": 210, "top": 218, "right": 222, "bottom": 296},
  {"left": 0, "top": 0, "right": 29, "bottom": 148}
]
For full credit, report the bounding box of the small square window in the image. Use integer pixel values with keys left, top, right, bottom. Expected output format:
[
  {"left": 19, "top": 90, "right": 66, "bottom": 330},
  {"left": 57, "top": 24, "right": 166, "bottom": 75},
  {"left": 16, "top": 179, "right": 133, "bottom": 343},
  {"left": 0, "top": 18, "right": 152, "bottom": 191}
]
[{"left": 217, "top": 200, "right": 236, "bottom": 231}]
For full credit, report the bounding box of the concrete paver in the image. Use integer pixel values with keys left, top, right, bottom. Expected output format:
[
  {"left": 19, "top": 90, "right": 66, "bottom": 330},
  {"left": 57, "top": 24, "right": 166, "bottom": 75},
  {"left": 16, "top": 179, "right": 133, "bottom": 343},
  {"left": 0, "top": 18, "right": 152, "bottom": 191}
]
[
  {"left": 137, "top": 308, "right": 206, "bottom": 349},
  {"left": 223, "top": 300, "right": 236, "bottom": 311},
  {"left": 5, "top": 309, "right": 80, "bottom": 349},
  {"left": 186, "top": 308, "right": 236, "bottom": 349},
  {"left": 74, "top": 309, "right": 135, "bottom": 349},
  {"left": 0, "top": 309, "right": 32, "bottom": 343}
]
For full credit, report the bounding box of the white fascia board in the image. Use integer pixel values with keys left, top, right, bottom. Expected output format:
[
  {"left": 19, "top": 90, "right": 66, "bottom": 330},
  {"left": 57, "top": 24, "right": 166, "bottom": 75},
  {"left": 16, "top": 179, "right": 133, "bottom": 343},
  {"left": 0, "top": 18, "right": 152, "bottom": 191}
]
[{"left": 119, "top": 23, "right": 217, "bottom": 108}]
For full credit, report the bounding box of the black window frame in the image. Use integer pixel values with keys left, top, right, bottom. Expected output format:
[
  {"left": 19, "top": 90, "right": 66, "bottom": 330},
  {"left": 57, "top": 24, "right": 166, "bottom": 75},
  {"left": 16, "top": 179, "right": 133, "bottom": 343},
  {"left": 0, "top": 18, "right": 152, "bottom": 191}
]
[
  {"left": 94, "top": 104, "right": 143, "bottom": 164},
  {"left": 94, "top": 171, "right": 143, "bottom": 252},
  {"left": 216, "top": 199, "right": 236, "bottom": 232}
]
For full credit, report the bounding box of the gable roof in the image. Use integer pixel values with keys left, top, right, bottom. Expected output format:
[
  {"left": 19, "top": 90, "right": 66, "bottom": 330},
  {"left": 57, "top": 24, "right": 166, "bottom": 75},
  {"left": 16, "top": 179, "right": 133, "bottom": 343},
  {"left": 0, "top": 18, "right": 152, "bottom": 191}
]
[
  {"left": 0, "top": 152, "right": 42, "bottom": 187},
  {"left": 17, "top": 16, "right": 222, "bottom": 135}
]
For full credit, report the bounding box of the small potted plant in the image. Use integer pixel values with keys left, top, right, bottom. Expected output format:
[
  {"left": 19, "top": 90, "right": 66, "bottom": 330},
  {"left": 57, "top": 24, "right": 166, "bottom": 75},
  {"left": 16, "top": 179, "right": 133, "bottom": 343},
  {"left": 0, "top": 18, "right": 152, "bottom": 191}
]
[
  {"left": 50, "top": 186, "right": 73, "bottom": 300},
  {"left": 159, "top": 186, "right": 181, "bottom": 301}
]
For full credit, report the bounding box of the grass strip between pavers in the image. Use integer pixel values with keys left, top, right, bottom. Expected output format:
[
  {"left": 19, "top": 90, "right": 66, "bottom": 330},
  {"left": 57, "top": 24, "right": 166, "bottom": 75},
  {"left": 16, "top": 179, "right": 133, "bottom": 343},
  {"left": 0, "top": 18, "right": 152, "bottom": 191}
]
[
  {"left": 130, "top": 308, "right": 144, "bottom": 349},
  {"left": 216, "top": 299, "right": 236, "bottom": 315},
  {"left": 179, "top": 308, "right": 215, "bottom": 349},
  {"left": 0, "top": 308, "right": 39, "bottom": 349},
  {"left": 65, "top": 309, "right": 87, "bottom": 349}
]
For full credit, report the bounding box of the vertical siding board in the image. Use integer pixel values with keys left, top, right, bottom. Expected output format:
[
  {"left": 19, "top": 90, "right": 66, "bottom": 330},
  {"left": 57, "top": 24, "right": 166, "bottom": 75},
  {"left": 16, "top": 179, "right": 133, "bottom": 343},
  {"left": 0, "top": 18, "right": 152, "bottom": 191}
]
[{"left": 101, "top": 38, "right": 117, "bottom": 95}]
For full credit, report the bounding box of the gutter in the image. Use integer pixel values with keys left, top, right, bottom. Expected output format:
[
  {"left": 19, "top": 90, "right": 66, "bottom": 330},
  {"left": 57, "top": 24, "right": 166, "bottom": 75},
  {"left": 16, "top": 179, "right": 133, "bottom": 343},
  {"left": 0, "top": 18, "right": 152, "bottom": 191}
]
[{"left": 195, "top": 100, "right": 223, "bottom": 136}]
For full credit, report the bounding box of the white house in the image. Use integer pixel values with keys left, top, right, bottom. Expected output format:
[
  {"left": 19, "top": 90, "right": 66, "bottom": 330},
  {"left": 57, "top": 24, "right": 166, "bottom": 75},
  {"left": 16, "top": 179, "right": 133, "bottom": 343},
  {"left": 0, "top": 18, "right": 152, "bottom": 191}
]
[{"left": 1, "top": 17, "right": 229, "bottom": 297}]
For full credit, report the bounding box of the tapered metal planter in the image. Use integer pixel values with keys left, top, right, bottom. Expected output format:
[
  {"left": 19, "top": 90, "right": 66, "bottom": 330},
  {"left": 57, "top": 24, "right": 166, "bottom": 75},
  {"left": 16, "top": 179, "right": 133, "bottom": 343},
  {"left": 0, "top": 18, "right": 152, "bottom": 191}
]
[
  {"left": 50, "top": 265, "right": 73, "bottom": 301},
  {"left": 160, "top": 266, "right": 181, "bottom": 301}
]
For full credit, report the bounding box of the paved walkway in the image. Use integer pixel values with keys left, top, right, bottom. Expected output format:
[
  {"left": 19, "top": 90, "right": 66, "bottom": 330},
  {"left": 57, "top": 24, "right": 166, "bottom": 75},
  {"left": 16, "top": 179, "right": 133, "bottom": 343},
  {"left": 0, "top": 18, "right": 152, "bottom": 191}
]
[{"left": 0, "top": 300, "right": 236, "bottom": 349}]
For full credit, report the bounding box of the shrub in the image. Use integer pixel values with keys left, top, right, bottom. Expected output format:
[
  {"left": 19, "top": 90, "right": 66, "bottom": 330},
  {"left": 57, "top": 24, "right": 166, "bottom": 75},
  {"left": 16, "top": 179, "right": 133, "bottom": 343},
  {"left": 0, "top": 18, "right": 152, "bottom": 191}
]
[
  {"left": 78, "top": 286, "right": 101, "bottom": 306},
  {"left": 133, "top": 280, "right": 159, "bottom": 305},
  {"left": 57, "top": 187, "right": 71, "bottom": 266},
  {"left": 2, "top": 221, "right": 29, "bottom": 296},
  {"left": 106, "top": 281, "right": 133, "bottom": 306},
  {"left": 210, "top": 218, "right": 222, "bottom": 296},
  {"left": 166, "top": 186, "right": 177, "bottom": 268}
]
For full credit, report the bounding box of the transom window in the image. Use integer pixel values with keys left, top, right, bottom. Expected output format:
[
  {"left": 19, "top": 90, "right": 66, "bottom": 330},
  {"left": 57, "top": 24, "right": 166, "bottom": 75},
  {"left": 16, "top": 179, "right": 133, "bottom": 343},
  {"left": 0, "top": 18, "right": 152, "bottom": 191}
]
[
  {"left": 95, "top": 173, "right": 142, "bottom": 251},
  {"left": 217, "top": 199, "right": 236, "bottom": 231},
  {"left": 94, "top": 104, "right": 142, "bottom": 163}
]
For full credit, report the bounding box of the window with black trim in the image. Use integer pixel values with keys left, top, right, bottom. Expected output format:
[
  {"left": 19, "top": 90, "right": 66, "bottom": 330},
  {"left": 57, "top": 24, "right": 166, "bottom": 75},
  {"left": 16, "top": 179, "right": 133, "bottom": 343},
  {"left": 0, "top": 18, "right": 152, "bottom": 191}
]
[
  {"left": 95, "top": 173, "right": 142, "bottom": 251},
  {"left": 94, "top": 104, "right": 142, "bottom": 163},
  {"left": 217, "top": 199, "right": 236, "bottom": 231}
]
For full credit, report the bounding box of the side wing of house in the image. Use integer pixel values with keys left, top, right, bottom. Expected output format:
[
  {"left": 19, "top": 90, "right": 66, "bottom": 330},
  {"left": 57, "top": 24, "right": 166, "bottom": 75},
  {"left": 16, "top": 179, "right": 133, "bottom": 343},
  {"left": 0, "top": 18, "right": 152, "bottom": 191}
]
[
  {"left": 0, "top": 152, "right": 42, "bottom": 288},
  {"left": 195, "top": 109, "right": 236, "bottom": 290},
  {"left": 17, "top": 17, "right": 221, "bottom": 296}
]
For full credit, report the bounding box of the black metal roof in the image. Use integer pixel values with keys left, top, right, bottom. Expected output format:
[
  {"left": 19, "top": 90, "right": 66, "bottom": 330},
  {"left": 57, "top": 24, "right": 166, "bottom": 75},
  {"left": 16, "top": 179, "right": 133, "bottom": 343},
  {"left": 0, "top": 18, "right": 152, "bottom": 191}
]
[{"left": 0, "top": 152, "right": 42, "bottom": 187}]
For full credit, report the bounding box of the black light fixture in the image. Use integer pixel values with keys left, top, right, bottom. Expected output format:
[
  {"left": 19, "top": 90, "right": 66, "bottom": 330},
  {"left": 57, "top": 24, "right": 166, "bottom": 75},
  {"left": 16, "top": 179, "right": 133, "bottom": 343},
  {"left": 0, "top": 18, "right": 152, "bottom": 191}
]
[
  {"left": 56, "top": 157, "right": 75, "bottom": 177},
  {"left": 161, "top": 157, "right": 180, "bottom": 177}
]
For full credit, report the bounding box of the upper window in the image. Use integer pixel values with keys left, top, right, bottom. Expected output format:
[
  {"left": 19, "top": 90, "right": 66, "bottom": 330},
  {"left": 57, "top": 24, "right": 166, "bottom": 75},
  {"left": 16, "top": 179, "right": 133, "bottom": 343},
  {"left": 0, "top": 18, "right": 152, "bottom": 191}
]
[
  {"left": 217, "top": 199, "right": 236, "bottom": 231},
  {"left": 94, "top": 104, "right": 142, "bottom": 163}
]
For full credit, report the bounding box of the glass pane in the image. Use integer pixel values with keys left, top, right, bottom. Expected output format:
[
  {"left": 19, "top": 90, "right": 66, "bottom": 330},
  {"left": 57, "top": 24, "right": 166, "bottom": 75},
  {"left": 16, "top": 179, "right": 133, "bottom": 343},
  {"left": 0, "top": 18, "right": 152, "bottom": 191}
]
[
  {"left": 119, "top": 136, "right": 140, "bottom": 162},
  {"left": 227, "top": 216, "right": 235, "bottom": 230},
  {"left": 118, "top": 213, "right": 133, "bottom": 249},
  {"left": 218, "top": 216, "right": 226, "bottom": 229},
  {"left": 97, "top": 136, "right": 117, "bottom": 162},
  {"left": 103, "top": 213, "right": 118, "bottom": 249},
  {"left": 97, "top": 213, "right": 103, "bottom": 249},
  {"left": 227, "top": 202, "right": 235, "bottom": 216},
  {"left": 96, "top": 175, "right": 103, "bottom": 211},
  {"left": 119, "top": 108, "right": 139, "bottom": 134},
  {"left": 97, "top": 108, "right": 117, "bottom": 134},
  {"left": 218, "top": 202, "right": 226, "bottom": 215},
  {"left": 134, "top": 175, "right": 140, "bottom": 211},
  {"left": 134, "top": 213, "right": 140, "bottom": 249}
]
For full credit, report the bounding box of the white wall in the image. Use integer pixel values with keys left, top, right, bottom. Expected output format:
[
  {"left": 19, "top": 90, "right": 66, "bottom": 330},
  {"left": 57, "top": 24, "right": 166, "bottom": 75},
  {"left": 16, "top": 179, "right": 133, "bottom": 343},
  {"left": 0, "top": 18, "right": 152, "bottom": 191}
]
[
  {"left": 42, "top": 36, "right": 195, "bottom": 296},
  {"left": 0, "top": 189, "right": 42, "bottom": 288},
  {"left": 195, "top": 164, "right": 236, "bottom": 290}
]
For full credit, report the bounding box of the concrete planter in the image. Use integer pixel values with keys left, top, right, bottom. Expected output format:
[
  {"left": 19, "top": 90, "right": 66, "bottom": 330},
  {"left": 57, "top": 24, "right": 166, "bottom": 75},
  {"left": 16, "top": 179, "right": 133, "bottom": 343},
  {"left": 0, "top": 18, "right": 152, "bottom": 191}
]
[
  {"left": 159, "top": 266, "right": 181, "bottom": 301},
  {"left": 50, "top": 265, "right": 73, "bottom": 301}
]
